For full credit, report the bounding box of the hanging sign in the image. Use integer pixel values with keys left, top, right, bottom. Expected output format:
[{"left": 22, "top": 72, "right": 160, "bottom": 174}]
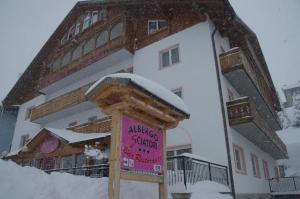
[{"left": 121, "top": 115, "right": 164, "bottom": 175}]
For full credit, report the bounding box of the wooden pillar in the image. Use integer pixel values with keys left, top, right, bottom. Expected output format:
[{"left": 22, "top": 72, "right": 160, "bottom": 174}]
[
  {"left": 159, "top": 128, "right": 168, "bottom": 199},
  {"left": 108, "top": 110, "right": 122, "bottom": 199}
]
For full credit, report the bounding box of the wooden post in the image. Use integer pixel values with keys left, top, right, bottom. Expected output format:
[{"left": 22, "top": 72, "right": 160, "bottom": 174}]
[
  {"left": 159, "top": 128, "right": 168, "bottom": 199},
  {"left": 85, "top": 76, "right": 189, "bottom": 199},
  {"left": 108, "top": 110, "right": 122, "bottom": 199}
]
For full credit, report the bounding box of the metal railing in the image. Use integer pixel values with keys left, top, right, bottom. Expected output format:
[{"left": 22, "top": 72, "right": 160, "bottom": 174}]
[
  {"left": 269, "top": 177, "right": 300, "bottom": 193},
  {"left": 167, "top": 155, "right": 229, "bottom": 189},
  {"left": 43, "top": 156, "right": 229, "bottom": 190},
  {"left": 44, "top": 164, "right": 109, "bottom": 178}
]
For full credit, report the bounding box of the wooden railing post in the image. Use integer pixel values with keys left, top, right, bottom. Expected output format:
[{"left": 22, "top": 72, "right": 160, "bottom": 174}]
[{"left": 208, "top": 162, "right": 212, "bottom": 181}]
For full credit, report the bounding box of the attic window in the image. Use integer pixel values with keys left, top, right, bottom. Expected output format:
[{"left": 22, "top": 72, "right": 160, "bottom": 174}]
[
  {"left": 82, "top": 12, "right": 91, "bottom": 31},
  {"left": 91, "top": 11, "right": 98, "bottom": 25},
  {"left": 74, "top": 22, "right": 81, "bottom": 36},
  {"left": 110, "top": 22, "right": 124, "bottom": 40},
  {"left": 68, "top": 25, "right": 76, "bottom": 39},
  {"left": 148, "top": 20, "right": 167, "bottom": 35}
]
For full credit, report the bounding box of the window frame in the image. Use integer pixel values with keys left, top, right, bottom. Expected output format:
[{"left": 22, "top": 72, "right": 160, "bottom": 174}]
[
  {"left": 233, "top": 144, "right": 247, "bottom": 175},
  {"left": 250, "top": 153, "right": 261, "bottom": 178},
  {"left": 82, "top": 12, "right": 91, "bottom": 31},
  {"left": 159, "top": 44, "right": 180, "bottom": 69},
  {"left": 91, "top": 11, "right": 99, "bottom": 25},
  {"left": 262, "top": 160, "right": 270, "bottom": 179},
  {"left": 147, "top": 19, "right": 168, "bottom": 35}
]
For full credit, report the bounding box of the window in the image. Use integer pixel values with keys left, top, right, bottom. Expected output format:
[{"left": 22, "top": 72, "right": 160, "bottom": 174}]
[
  {"left": 91, "top": 11, "right": 98, "bottom": 25},
  {"left": 148, "top": 20, "right": 167, "bottom": 34},
  {"left": 83, "top": 38, "right": 95, "bottom": 55},
  {"left": 61, "top": 33, "right": 67, "bottom": 45},
  {"left": 172, "top": 88, "right": 183, "bottom": 98},
  {"left": 71, "top": 43, "right": 83, "bottom": 61},
  {"left": 88, "top": 116, "right": 97, "bottom": 123},
  {"left": 61, "top": 51, "right": 71, "bottom": 66},
  {"left": 52, "top": 58, "right": 61, "bottom": 72},
  {"left": 61, "top": 155, "right": 73, "bottom": 169},
  {"left": 160, "top": 45, "right": 180, "bottom": 68},
  {"left": 251, "top": 153, "right": 261, "bottom": 178},
  {"left": 82, "top": 12, "right": 91, "bottom": 31},
  {"left": 74, "top": 22, "right": 81, "bottom": 36},
  {"left": 96, "top": 31, "right": 109, "bottom": 47},
  {"left": 68, "top": 25, "right": 76, "bottom": 39},
  {"left": 68, "top": 121, "right": 77, "bottom": 127},
  {"left": 233, "top": 144, "right": 247, "bottom": 174},
  {"left": 19, "top": 134, "right": 30, "bottom": 148},
  {"left": 262, "top": 160, "right": 270, "bottom": 179},
  {"left": 99, "top": 10, "right": 107, "bottom": 21},
  {"left": 110, "top": 22, "right": 124, "bottom": 40},
  {"left": 25, "top": 106, "right": 34, "bottom": 120},
  {"left": 75, "top": 153, "right": 86, "bottom": 175},
  {"left": 167, "top": 147, "right": 192, "bottom": 170},
  {"left": 274, "top": 166, "right": 279, "bottom": 178}
]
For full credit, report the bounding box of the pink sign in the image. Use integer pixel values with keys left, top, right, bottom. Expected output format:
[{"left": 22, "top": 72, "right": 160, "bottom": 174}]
[
  {"left": 41, "top": 136, "right": 59, "bottom": 154},
  {"left": 121, "top": 115, "right": 164, "bottom": 175}
]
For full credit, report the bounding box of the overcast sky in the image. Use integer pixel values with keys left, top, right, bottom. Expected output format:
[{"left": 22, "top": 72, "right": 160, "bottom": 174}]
[{"left": 0, "top": 0, "right": 299, "bottom": 103}]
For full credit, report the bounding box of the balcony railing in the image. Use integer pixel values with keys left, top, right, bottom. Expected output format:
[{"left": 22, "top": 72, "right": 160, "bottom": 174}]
[
  {"left": 167, "top": 155, "right": 229, "bottom": 189},
  {"left": 31, "top": 83, "right": 92, "bottom": 122},
  {"left": 39, "top": 35, "right": 128, "bottom": 90},
  {"left": 227, "top": 97, "right": 287, "bottom": 159},
  {"left": 220, "top": 47, "right": 281, "bottom": 130},
  {"left": 45, "top": 164, "right": 109, "bottom": 178},
  {"left": 269, "top": 177, "right": 300, "bottom": 193},
  {"left": 43, "top": 155, "right": 229, "bottom": 189}
]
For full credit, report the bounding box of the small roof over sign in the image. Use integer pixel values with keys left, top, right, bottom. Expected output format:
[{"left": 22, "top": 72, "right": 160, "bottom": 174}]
[{"left": 85, "top": 73, "right": 190, "bottom": 118}]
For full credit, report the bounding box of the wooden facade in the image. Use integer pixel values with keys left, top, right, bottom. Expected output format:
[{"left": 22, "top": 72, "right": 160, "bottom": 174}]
[{"left": 8, "top": 128, "right": 110, "bottom": 171}]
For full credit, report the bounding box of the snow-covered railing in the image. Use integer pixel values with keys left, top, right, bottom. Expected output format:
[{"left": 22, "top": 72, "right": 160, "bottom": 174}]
[
  {"left": 167, "top": 154, "right": 229, "bottom": 189},
  {"left": 269, "top": 176, "right": 300, "bottom": 193},
  {"left": 44, "top": 164, "right": 109, "bottom": 178}
]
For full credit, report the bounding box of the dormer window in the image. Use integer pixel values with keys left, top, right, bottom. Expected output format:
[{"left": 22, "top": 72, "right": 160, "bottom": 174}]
[
  {"left": 99, "top": 10, "right": 107, "bottom": 21},
  {"left": 74, "top": 22, "right": 81, "bottom": 36},
  {"left": 68, "top": 25, "right": 76, "bottom": 39},
  {"left": 82, "top": 12, "right": 91, "bottom": 31},
  {"left": 91, "top": 11, "right": 98, "bottom": 25},
  {"left": 148, "top": 20, "right": 167, "bottom": 35}
]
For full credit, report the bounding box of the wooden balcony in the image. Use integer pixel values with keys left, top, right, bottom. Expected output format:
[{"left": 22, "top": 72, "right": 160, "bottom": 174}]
[
  {"left": 227, "top": 97, "right": 287, "bottom": 160},
  {"left": 220, "top": 48, "right": 281, "bottom": 131},
  {"left": 39, "top": 35, "right": 132, "bottom": 94},
  {"left": 31, "top": 83, "right": 93, "bottom": 123}
]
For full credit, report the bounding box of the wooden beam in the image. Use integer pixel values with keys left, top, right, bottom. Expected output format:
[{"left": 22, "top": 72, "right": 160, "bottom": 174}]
[{"left": 120, "top": 171, "right": 164, "bottom": 184}]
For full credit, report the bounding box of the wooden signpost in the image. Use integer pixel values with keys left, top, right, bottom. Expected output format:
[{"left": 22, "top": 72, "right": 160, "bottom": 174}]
[{"left": 86, "top": 75, "right": 189, "bottom": 199}]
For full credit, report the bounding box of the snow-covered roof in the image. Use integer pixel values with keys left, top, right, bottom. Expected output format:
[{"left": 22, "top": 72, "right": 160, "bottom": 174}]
[
  {"left": 85, "top": 73, "right": 190, "bottom": 116},
  {"left": 44, "top": 128, "right": 111, "bottom": 144}
]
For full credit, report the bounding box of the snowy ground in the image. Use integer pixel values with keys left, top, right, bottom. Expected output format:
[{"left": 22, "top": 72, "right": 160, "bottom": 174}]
[{"left": 0, "top": 160, "right": 232, "bottom": 199}]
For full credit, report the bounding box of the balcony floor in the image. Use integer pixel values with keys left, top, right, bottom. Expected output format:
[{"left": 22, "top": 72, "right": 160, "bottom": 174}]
[
  {"left": 32, "top": 101, "right": 96, "bottom": 124},
  {"left": 231, "top": 121, "right": 287, "bottom": 160}
]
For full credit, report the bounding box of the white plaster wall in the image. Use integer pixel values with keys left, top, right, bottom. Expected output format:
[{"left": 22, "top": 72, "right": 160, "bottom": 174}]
[
  {"left": 10, "top": 95, "right": 45, "bottom": 152},
  {"left": 133, "top": 21, "right": 228, "bottom": 165},
  {"left": 230, "top": 128, "right": 278, "bottom": 194}
]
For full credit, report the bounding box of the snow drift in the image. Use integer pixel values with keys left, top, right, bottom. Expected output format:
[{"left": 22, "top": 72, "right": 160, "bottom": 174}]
[{"left": 0, "top": 160, "right": 232, "bottom": 199}]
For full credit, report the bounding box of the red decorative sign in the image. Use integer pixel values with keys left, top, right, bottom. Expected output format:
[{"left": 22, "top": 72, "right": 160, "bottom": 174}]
[
  {"left": 121, "top": 115, "right": 164, "bottom": 175},
  {"left": 41, "top": 136, "right": 59, "bottom": 154}
]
